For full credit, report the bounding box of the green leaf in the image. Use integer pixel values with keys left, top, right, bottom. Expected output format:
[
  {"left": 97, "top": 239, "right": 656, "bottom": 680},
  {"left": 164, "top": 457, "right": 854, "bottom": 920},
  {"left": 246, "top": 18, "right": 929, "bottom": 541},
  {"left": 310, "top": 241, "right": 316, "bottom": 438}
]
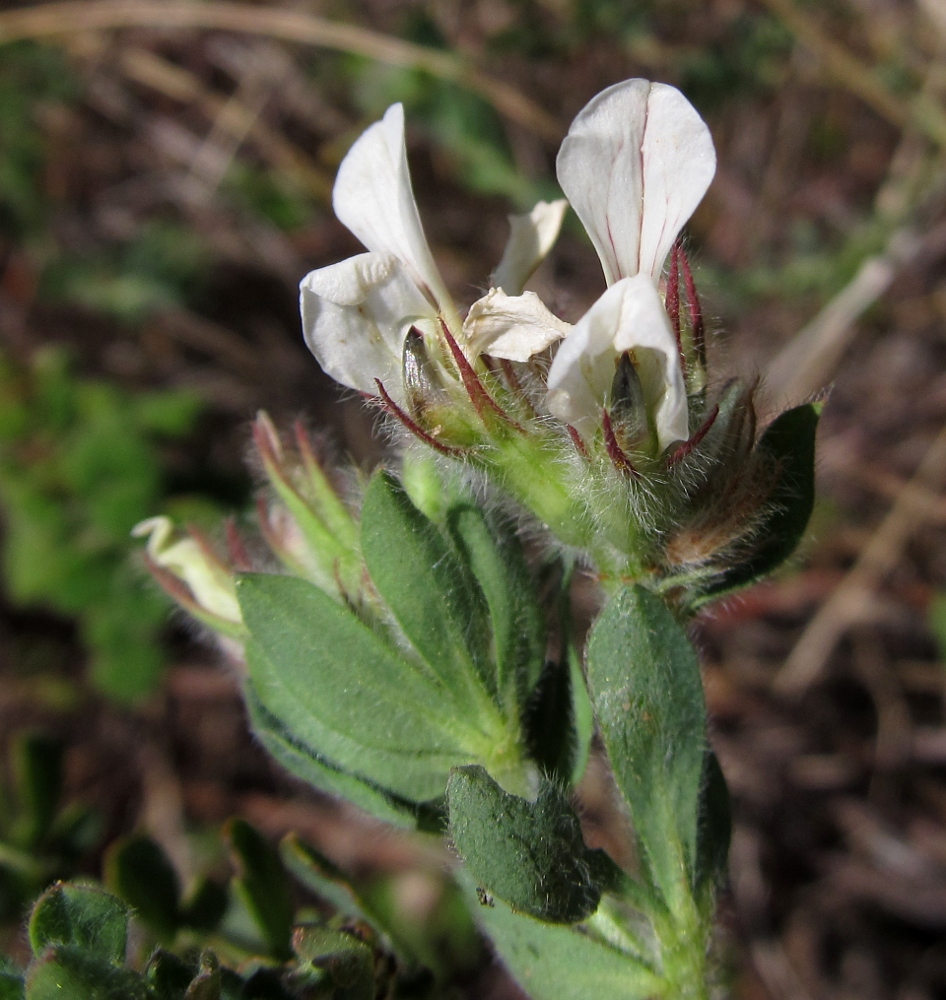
[
  {"left": 245, "top": 689, "right": 419, "bottom": 827},
  {"left": 12, "top": 734, "right": 62, "bottom": 848},
  {"left": 586, "top": 586, "right": 706, "bottom": 910},
  {"left": 292, "top": 926, "right": 375, "bottom": 1000},
  {"left": 239, "top": 574, "right": 482, "bottom": 802},
  {"left": 28, "top": 883, "right": 129, "bottom": 965},
  {"left": 178, "top": 878, "right": 228, "bottom": 934},
  {"left": 224, "top": 820, "right": 293, "bottom": 961},
  {"left": 360, "top": 471, "right": 494, "bottom": 706},
  {"left": 281, "top": 836, "right": 384, "bottom": 936},
  {"left": 0, "top": 963, "right": 24, "bottom": 1000},
  {"left": 446, "top": 503, "right": 545, "bottom": 707},
  {"left": 447, "top": 765, "right": 605, "bottom": 923},
  {"left": 461, "top": 876, "right": 663, "bottom": 1000},
  {"left": 146, "top": 949, "right": 195, "bottom": 1000},
  {"left": 104, "top": 835, "right": 181, "bottom": 940},
  {"left": 703, "top": 402, "right": 820, "bottom": 598},
  {"left": 25, "top": 947, "right": 149, "bottom": 1000}
]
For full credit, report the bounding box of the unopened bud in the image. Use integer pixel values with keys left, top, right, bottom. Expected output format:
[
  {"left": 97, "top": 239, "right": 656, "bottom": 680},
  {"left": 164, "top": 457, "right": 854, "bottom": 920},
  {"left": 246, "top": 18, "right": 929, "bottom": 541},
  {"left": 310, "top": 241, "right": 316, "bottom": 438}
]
[{"left": 133, "top": 516, "right": 242, "bottom": 628}]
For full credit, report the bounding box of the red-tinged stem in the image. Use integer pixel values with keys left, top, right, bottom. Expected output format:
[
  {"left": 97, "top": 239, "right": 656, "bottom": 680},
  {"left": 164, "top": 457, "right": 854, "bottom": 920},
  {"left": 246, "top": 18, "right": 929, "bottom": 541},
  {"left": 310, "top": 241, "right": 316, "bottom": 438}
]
[
  {"left": 225, "top": 517, "right": 253, "bottom": 571},
  {"left": 440, "top": 319, "right": 523, "bottom": 431},
  {"left": 679, "top": 247, "right": 705, "bottom": 366},
  {"left": 667, "top": 404, "right": 720, "bottom": 466},
  {"left": 602, "top": 408, "right": 640, "bottom": 478},
  {"left": 667, "top": 243, "right": 685, "bottom": 376},
  {"left": 374, "top": 378, "right": 465, "bottom": 457},
  {"left": 567, "top": 424, "right": 589, "bottom": 459}
]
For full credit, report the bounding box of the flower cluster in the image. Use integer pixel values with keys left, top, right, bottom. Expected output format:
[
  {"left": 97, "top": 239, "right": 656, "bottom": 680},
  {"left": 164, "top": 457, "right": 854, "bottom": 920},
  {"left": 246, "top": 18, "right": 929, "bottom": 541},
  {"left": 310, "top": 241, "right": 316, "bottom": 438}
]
[
  {"left": 138, "top": 78, "right": 804, "bottom": 625},
  {"left": 298, "top": 78, "right": 782, "bottom": 589},
  {"left": 301, "top": 80, "right": 715, "bottom": 458}
]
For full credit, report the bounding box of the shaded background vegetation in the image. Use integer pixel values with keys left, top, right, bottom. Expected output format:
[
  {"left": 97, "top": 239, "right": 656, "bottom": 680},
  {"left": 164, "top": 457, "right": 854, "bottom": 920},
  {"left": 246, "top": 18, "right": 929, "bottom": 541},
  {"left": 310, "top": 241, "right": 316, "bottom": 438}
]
[{"left": 3, "top": 0, "right": 946, "bottom": 996}]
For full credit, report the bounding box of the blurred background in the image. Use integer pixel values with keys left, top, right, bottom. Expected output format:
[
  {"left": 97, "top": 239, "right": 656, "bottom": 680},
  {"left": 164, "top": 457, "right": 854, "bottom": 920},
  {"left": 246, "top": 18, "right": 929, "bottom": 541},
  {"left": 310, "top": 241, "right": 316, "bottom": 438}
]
[{"left": 2, "top": 0, "right": 946, "bottom": 996}]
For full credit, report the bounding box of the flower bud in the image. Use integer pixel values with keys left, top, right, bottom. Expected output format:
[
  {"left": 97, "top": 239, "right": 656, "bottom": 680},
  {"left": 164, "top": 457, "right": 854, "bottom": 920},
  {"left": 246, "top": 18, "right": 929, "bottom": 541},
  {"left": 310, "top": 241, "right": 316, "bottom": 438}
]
[{"left": 132, "top": 517, "right": 243, "bottom": 633}]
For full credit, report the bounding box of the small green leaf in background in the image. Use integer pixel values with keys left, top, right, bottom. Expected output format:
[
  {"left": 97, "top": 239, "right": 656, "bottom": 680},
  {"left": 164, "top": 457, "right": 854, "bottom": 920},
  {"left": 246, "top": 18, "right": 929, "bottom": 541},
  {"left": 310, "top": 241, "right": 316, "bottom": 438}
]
[
  {"left": 293, "top": 925, "right": 375, "bottom": 1000},
  {"left": 178, "top": 877, "right": 228, "bottom": 934},
  {"left": 447, "top": 765, "right": 608, "bottom": 924},
  {"left": 146, "top": 950, "right": 196, "bottom": 1000},
  {"left": 25, "top": 948, "right": 151, "bottom": 1000},
  {"left": 703, "top": 401, "right": 820, "bottom": 598},
  {"left": 28, "top": 882, "right": 129, "bottom": 965},
  {"left": 104, "top": 835, "right": 181, "bottom": 941},
  {"left": 0, "top": 956, "right": 24, "bottom": 1000},
  {"left": 224, "top": 820, "right": 293, "bottom": 961},
  {"left": 586, "top": 586, "right": 706, "bottom": 910},
  {"left": 11, "top": 735, "right": 62, "bottom": 850}
]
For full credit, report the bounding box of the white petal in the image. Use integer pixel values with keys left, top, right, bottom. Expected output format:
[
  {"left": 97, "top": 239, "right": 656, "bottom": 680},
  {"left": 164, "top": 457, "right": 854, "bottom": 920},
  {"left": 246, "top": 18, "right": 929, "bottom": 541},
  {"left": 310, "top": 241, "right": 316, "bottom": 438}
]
[
  {"left": 132, "top": 517, "right": 241, "bottom": 623},
  {"left": 463, "top": 288, "right": 571, "bottom": 362},
  {"left": 300, "top": 252, "right": 436, "bottom": 402},
  {"left": 332, "top": 104, "right": 452, "bottom": 315},
  {"left": 556, "top": 79, "right": 716, "bottom": 285},
  {"left": 546, "top": 274, "right": 687, "bottom": 450},
  {"left": 491, "top": 199, "right": 568, "bottom": 296}
]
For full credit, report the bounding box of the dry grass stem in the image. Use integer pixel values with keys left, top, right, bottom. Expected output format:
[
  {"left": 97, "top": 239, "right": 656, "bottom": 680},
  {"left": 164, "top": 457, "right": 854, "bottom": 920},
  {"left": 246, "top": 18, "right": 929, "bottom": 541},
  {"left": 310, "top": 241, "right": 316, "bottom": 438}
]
[
  {"left": 775, "top": 422, "right": 946, "bottom": 695},
  {"left": 0, "top": 0, "right": 562, "bottom": 141}
]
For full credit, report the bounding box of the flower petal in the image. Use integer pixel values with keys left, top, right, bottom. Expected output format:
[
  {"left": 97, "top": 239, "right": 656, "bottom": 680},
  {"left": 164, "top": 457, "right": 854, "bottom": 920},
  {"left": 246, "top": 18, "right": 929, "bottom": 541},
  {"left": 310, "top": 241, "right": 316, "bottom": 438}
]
[
  {"left": 300, "top": 252, "right": 436, "bottom": 402},
  {"left": 556, "top": 79, "right": 716, "bottom": 285},
  {"left": 463, "top": 288, "right": 571, "bottom": 362},
  {"left": 491, "top": 199, "right": 568, "bottom": 296},
  {"left": 332, "top": 103, "right": 453, "bottom": 316},
  {"left": 546, "top": 274, "right": 688, "bottom": 450},
  {"left": 133, "top": 517, "right": 241, "bottom": 624}
]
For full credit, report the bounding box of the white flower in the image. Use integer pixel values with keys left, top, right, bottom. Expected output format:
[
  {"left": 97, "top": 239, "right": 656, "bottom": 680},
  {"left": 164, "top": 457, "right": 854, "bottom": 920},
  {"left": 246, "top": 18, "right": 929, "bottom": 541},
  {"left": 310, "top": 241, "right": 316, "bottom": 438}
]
[
  {"left": 546, "top": 274, "right": 688, "bottom": 450},
  {"left": 546, "top": 79, "right": 716, "bottom": 450},
  {"left": 300, "top": 103, "right": 567, "bottom": 403}
]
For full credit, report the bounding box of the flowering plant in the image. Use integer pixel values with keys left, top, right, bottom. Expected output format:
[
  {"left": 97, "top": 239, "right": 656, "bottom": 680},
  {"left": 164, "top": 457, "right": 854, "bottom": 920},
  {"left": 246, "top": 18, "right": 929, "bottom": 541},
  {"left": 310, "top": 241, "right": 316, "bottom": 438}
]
[{"left": 136, "top": 79, "right": 820, "bottom": 1000}]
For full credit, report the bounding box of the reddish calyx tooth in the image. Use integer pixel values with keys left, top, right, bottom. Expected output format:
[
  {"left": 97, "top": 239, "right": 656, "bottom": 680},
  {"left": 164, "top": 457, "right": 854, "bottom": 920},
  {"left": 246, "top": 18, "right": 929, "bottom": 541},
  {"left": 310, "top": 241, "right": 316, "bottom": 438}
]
[
  {"left": 667, "top": 243, "right": 685, "bottom": 376},
  {"left": 667, "top": 404, "right": 720, "bottom": 466},
  {"left": 440, "top": 320, "right": 524, "bottom": 432},
  {"left": 567, "top": 425, "right": 589, "bottom": 459},
  {"left": 374, "top": 378, "right": 464, "bottom": 457},
  {"left": 602, "top": 409, "right": 640, "bottom": 478}
]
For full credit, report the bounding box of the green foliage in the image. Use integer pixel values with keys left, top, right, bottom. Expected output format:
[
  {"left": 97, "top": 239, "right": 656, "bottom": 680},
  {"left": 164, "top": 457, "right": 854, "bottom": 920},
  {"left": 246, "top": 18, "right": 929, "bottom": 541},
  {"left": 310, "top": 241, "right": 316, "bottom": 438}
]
[
  {"left": 224, "top": 820, "right": 294, "bottom": 961},
  {"left": 0, "top": 349, "right": 208, "bottom": 700},
  {"left": 40, "top": 222, "right": 211, "bottom": 324},
  {"left": 28, "top": 882, "right": 129, "bottom": 964},
  {"left": 586, "top": 586, "right": 709, "bottom": 911},
  {"left": 242, "top": 471, "right": 555, "bottom": 818},
  {"left": 0, "top": 734, "right": 101, "bottom": 925},
  {"left": 447, "top": 766, "right": 611, "bottom": 923},
  {"left": 6, "top": 818, "right": 484, "bottom": 999},
  {"left": 105, "top": 836, "right": 227, "bottom": 944},
  {"left": 0, "top": 42, "right": 79, "bottom": 237}
]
